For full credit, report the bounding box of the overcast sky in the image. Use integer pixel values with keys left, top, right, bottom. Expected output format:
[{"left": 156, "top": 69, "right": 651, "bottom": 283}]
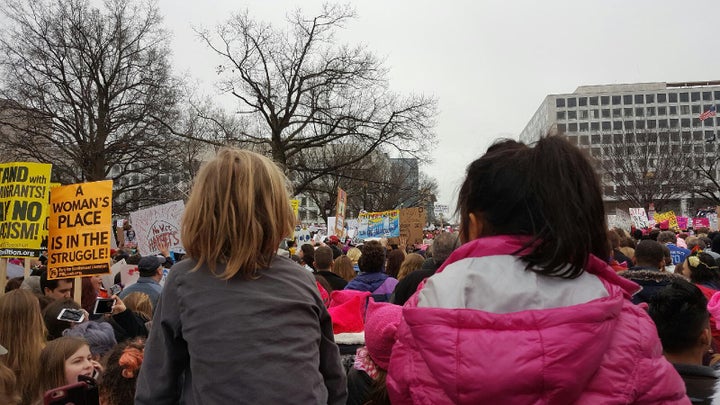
[{"left": 156, "top": 0, "right": 717, "bottom": 209}]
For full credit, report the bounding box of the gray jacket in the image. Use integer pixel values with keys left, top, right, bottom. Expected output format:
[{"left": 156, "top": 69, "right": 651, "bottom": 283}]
[{"left": 135, "top": 256, "right": 347, "bottom": 404}]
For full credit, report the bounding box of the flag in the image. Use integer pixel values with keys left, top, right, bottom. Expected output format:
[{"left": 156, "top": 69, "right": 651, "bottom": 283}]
[{"left": 699, "top": 105, "right": 717, "bottom": 121}]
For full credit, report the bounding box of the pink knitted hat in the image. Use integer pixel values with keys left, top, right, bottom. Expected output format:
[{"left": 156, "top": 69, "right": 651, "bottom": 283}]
[
  {"left": 364, "top": 300, "right": 402, "bottom": 370},
  {"left": 708, "top": 291, "right": 720, "bottom": 329}
]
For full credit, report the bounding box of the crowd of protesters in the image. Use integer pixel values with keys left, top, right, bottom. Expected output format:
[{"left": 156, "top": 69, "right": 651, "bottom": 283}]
[{"left": 4, "top": 137, "right": 720, "bottom": 403}]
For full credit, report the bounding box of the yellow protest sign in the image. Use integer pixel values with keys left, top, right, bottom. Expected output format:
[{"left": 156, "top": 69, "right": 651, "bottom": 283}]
[
  {"left": 290, "top": 199, "right": 300, "bottom": 239},
  {"left": 48, "top": 180, "right": 113, "bottom": 279},
  {"left": 0, "top": 162, "right": 53, "bottom": 258},
  {"left": 654, "top": 211, "right": 678, "bottom": 229}
]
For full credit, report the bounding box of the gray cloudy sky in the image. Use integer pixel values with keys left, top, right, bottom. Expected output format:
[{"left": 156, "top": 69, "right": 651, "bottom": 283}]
[{"left": 157, "top": 0, "right": 717, "bottom": 209}]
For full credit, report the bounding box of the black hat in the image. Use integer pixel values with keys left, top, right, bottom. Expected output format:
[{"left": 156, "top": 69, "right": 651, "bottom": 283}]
[{"left": 138, "top": 255, "right": 165, "bottom": 275}]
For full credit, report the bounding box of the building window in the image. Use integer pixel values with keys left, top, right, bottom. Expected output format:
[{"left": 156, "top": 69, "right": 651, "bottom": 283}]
[
  {"left": 658, "top": 119, "right": 668, "bottom": 128},
  {"left": 671, "top": 132, "right": 680, "bottom": 142},
  {"left": 579, "top": 122, "right": 589, "bottom": 132},
  {"left": 705, "top": 118, "right": 715, "bottom": 127},
  {"left": 647, "top": 107, "right": 655, "bottom": 116},
  {"left": 602, "top": 96, "right": 611, "bottom": 105},
  {"left": 301, "top": 197, "right": 307, "bottom": 206},
  {"left": 569, "top": 123, "right": 578, "bottom": 132},
  {"left": 578, "top": 97, "right": 587, "bottom": 107},
  {"left": 602, "top": 109, "right": 610, "bottom": 118},
  {"left": 691, "top": 92, "right": 701, "bottom": 102},
  {"left": 715, "top": 91, "right": 720, "bottom": 100},
  {"left": 556, "top": 98, "right": 565, "bottom": 107},
  {"left": 591, "top": 134, "right": 601, "bottom": 143},
  {"left": 590, "top": 96, "right": 598, "bottom": 106},
  {"left": 669, "top": 93, "right": 678, "bottom": 103},
  {"left": 568, "top": 110, "right": 577, "bottom": 119},
  {"left": 613, "top": 121, "right": 623, "bottom": 130},
  {"left": 612, "top": 108, "right": 621, "bottom": 117},
  {"left": 580, "top": 110, "right": 588, "bottom": 119},
  {"left": 602, "top": 134, "right": 611, "bottom": 143},
  {"left": 681, "top": 105, "right": 690, "bottom": 114},
  {"left": 680, "top": 93, "right": 689, "bottom": 102},
  {"left": 670, "top": 119, "right": 679, "bottom": 128},
  {"left": 602, "top": 121, "right": 611, "bottom": 130},
  {"left": 669, "top": 106, "right": 677, "bottom": 115},
  {"left": 624, "top": 108, "right": 633, "bottom": 117},
  {"left": 658, "top": 106, "right": 666, "bottom": 115},
  {"left": 657, "top": 93, "right": 667, "bottom": 103},
  {"left": 612, "top": 95, "right": 621, "bottom": 105},
  {"left": 683, "top": 144, "right": 691, "bottom": 153},
  {"left": 626, "top": 133, "right": 635, "bottom": 143},
  {"left": 579, "top": 135, "right": 588, "bottom": 144},
  {"left": 558, "top": 124, "right": 567, "bottom": 133},
  {"left": 623, "top": 95, "right": 633, "bottom": 104},
  {"left": 567, "top": 98, "right": 577, "bottom": 107},
  {"left": 614, "top": 133, "right": 624, "bottom": 143},
  {"left": 556, "top": 111, "right": 566, "bottom": 120},
  {"left": 647, "top": 120, "right": 657, "bottom": 129},
  {"left": 659, "top": 133, "right": 668, "bottom": 143},
  {"left": 716, "top": 117, "right": 720, "bottom": 126},
  {"left": 681, "top": 118, "right": 691, "bottom": 127},
  {"left": 692, "top": 105, "right": 701, "bottom": 114},
  {"left": 625, "top": 121, "right": 634, "bottom": 130},
  {"left": 693, "top": 118, "right": 702, "bottom": 128},
  {"left": 592, "top": 109, "right": 600, "bottom": 119},
  {"left": 635, "top": 107, "right": 644, "bottom": 117},
  {"left": 634, "top": 94, "right": 644, "bottom": 104},
  {"left": 695, "top": 132, "right": 704, "bottom": 141},
  {"left": 704, "top": 91, "right": 712, "bottom": 101},
  {"left": 635, "top": 120, "right": 645, "bottom": 129},
  {"left": 646, "top": 94, "right": 655, "bottom": 103},
  {"left": 591, "top": 122, "right": 600, "bottom": 131}
]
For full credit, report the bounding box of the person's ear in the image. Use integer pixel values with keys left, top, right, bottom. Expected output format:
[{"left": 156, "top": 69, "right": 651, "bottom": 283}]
[
  {"left": 700, "top": 326, "right": 712, "bottom": 348},
  {"left": 467, "top": 212, "right": 485, "bottom": 241}
]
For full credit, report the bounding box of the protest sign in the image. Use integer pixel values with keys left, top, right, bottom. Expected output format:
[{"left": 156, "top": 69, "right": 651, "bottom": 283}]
[
  {"left": 676, "top": 216, "right": 689, "bottom": 230},
  {"left": 0, "top": 162, "right": 53, "bottom": 258},
  {"left": 48, "top": 180, "right": 112, "bottom": 279},
  {"left": 290, "top": 199, "right": 299, "bottom": 238},
  {"left": 433, "top": 203, "right": 449, "bottom": 215},
  {"left": 130, "top": 200, "right": 185, "bottom": 255},
  {"left": 629, "top": 208, "right": 650, "bottom": 229},
  {"left": 296, "top": 226, "right": 312, "bottom": 245},
  {"left": 613, "top": 209, "right": 632, "bottom": 231},
  {"left": 606, "top": 215, "right": 620, "bottom": 230},
  {"left": 693, "top": 217, "right": 710, "bottom": 229},
  {"left": 357, "top": 209, "right": 400, "bottom": 239},
  {"left": 709, "top": 212, "right": 719, "bottom": 232},
  {"left": 400, "top": 207, "right": 426, "bottom": 245},
  {"left": 654, "top": 211, "right": 678, "bottom": 230},
  {"left": 334, "top": 188, "right": 347, "bottom": 237}
]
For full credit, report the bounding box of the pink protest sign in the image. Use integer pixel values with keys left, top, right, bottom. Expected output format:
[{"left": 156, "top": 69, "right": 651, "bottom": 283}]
[
  {"left": 693, "top": 218, "right": 710, "bottom": 229},
  {"left": 676, "top": 216, "right": 689, "bottom": 230}
]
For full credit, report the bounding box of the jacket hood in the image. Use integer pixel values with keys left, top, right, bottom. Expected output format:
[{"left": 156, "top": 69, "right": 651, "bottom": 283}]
[
  {"left": 394, "top": 235, "right": 643, "bottom": 404},
  {"left": 345, "top": 272, "right": 388, "bottom": 292}
]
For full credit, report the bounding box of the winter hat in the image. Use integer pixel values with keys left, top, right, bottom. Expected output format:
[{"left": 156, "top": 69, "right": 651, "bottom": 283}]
[
  {"left": 329, "top": 289, "right": 370, "bottom": 308},
  {"left": 328, "top": 290, "right": 370, "bottom": 345},
  {"left": 364, "top": 300, "right": 402, "bottom": 370},
  {"left": 708, "top": 291, "right": 720, "bottom": 330}
]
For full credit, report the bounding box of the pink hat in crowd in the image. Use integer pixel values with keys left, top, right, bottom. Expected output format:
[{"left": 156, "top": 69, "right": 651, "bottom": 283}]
[
  {"left": 708, "top": 291, "right": 720, "bottom": 329},
  {"left": 363, "top": 300, "right": 403, "bottom": 370},
  {"left": 327, "top": 290, "right": 371, "bottom": 345}
]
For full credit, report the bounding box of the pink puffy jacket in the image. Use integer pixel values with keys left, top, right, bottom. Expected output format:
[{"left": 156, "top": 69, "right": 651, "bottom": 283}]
[{"left": 386, "top": 236, "right": 690, "bottom": 405}]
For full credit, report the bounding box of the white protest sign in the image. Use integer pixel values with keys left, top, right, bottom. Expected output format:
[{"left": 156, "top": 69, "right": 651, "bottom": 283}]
[
  {"left": 629, "top": 208, "right": 650, "bottom": 229},
  {"left": 101, "top": 259, "right": 139, "bottom": 290},
  {"left": 130, "top": 200, "right": 185, "bottom": 255},
  {"left": 614, "top": 209, "right": 632, "bottom": 231},
  {"left": 434, "top": 203, "right": 449, "bottom": 215}
]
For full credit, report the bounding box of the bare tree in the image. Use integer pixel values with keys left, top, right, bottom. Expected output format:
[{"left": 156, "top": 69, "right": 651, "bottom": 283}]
[
  {"left": 197, "top": 4, "right": 437, "bottom": 194},
  {"left": 687, "top": 154, "right": 720, "bottom": 205},
  {"left": 0, "top": 0, "right": 183, "bottom": 214},
  {"left": 599, "top": 131, "right": 693, "bottom": 210}
]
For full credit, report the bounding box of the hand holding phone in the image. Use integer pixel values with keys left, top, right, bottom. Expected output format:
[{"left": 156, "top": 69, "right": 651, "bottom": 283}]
[
  {"left": 57, "top": 308, "right": 85, "bottom": 323},
  {"left": 93, "top": 298, "right": 116, "bottom": 315}
]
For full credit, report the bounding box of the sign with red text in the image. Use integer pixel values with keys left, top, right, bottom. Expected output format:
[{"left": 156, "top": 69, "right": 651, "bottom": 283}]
[
  {"left": 130, "top": 201, "right": 185, "bottom": 256},
  {"left": 48, "top": 180, "right": 113, "bottom": 279},
  {"left": 334, "top": 188, "right": 347, "bottom": 237},
  {"left": 130, "top": 200, "right": 185, "bottom": 255}
]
